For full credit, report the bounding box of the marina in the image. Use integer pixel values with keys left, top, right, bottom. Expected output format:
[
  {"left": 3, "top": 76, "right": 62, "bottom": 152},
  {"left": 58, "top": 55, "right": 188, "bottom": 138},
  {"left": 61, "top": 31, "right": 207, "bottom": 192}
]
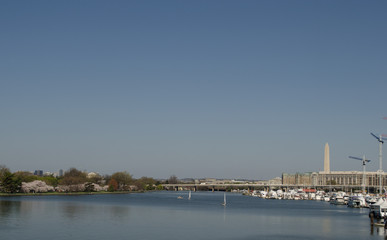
[{"left": 247, "top": 188, "right": 383, "bottom": 208}]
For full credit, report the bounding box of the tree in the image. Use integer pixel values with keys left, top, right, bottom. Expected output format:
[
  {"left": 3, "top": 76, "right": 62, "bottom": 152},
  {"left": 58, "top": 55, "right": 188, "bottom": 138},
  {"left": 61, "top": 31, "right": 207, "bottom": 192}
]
[
  {"left": 21, "top": 180, "right": 54, "bottom": 193},
  {"left": 84, "top": 182, "right": 95, "bottom": 192},
  {"left": 0, "top": 165, "right": 10, "bottom": 180},
  {"left": 14, "top": 171, "right": 38, "bottom": 182},
  {"left": 87, "top": 173, "right": 103, "bottom": 184},
  {"left": 59, "top": 168, "right": 87, "bottom": 186},
  {"left": 41, "top": 176, "right": 59, "bottom": 187},
  {"left": 168, "top": 175, "right": 178, "bottom": 184},
  {"left": 13, "top": 171, "right": 59, "bottom": 187},
  {"left": 103, "top": 174, "right": 112, "bottom": 185},
  {"left": 0, "top": 168, "right": 22, "bottom": 193},
  {"left": 134, "top": 177, "right": 156, "bottom": 191},
  {"left": 111, "top": 171, "right": 133, "bottom": 190},
  {"left": 108, "top": 178, "right": 118, "bottom": 192}
]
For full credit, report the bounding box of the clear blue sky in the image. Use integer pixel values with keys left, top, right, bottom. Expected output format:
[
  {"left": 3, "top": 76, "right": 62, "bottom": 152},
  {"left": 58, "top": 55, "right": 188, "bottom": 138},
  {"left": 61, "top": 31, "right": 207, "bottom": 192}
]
[{"left": 1, "top": 1, "right": 386, "bottom": 180}]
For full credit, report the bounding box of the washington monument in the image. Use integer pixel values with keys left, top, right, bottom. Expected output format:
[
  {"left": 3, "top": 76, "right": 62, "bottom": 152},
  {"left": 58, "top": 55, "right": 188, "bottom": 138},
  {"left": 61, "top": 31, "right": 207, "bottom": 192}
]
[{"left": 324, "top": 143, "right": 330, "bottom": 172}]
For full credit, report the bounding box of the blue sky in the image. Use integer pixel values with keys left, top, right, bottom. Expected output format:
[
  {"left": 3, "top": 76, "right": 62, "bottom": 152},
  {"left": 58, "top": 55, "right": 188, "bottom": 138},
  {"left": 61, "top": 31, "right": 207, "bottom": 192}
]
[{"left": 1, "top": 1, "right": 386, "bottom": 179}]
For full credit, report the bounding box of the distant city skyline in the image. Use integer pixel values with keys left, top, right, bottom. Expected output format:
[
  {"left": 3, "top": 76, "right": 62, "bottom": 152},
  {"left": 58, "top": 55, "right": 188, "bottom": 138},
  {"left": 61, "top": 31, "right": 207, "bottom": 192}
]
[{"left": 1, "top": 1, "right": 386, "bottom": 180}]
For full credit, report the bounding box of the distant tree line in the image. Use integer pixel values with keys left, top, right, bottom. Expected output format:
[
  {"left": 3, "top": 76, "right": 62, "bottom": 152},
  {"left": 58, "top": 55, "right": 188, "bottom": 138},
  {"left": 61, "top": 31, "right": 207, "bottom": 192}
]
[{"left": 0, "top": 165, "right": 175, "bottom": 194}]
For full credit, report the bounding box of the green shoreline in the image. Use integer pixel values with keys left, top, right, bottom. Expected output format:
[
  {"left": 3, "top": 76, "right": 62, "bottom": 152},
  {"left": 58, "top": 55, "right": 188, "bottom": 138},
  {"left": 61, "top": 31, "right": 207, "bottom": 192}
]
[{"left": 0, "top": 191, "right": 146, "bottom": 197}]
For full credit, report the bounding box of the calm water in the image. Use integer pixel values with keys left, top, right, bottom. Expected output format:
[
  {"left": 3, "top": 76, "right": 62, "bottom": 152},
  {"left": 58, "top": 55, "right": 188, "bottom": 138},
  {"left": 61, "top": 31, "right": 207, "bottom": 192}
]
[{"left": 0, "top": 191, "right": 384, "bottom": 240}]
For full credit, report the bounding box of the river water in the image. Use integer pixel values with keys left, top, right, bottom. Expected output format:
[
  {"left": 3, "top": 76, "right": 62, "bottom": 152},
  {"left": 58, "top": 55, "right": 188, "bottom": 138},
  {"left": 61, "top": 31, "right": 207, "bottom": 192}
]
[{"left": 0, "top": 191, "right": 384, "bottom": 240}]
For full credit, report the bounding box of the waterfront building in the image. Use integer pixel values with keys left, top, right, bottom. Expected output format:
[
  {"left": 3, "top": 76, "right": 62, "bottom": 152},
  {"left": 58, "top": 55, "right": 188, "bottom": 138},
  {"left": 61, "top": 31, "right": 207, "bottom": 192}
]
[
  {"left": 282, "top": 171, "right": 387, "bottom": 189},
  {"left": 282, "top": 143, "right": 387, "bottom": 192},
  {"left": 282, "top": 172, "right": 313, "bottom": 185}
]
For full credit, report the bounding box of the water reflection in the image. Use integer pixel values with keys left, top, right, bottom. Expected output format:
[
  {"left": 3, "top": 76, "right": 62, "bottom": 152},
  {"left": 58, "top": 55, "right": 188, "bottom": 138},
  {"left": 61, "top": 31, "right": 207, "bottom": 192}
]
[
  {"left": 0, "top": 200, "right": 37, "bottom": 220},
  {"left": 0, "top": 193, "right": 385, "bottom": 240},
  {"left": 0, "top": 200, "right": 21, "bottom": 218},
  {"left": 60, "top": 202, "right": 130, "bottom": 223},
  {"left": 61, "top": 203, "right": 87, "bottom": 219},
  {"left": 0, "top": 200, "right": 24, "bottom": 230},
  {"left": 321, "top": 218, "right": 332, "bottom": 236},
  {"left": 369, "top": 224, "right": 387, "bottom": 238},
  {"left": 108, "top": 205, "right": 130, "bottom": 220}
]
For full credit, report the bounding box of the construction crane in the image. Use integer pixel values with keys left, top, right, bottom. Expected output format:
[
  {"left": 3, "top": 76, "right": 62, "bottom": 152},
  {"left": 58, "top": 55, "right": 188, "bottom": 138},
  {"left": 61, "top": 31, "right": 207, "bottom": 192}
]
[
  {"left": 370, "top": 133, "right": 387, "bottom": 195},
  {"left": 349, "top": 155, "right": 371, "bottom": 194}
]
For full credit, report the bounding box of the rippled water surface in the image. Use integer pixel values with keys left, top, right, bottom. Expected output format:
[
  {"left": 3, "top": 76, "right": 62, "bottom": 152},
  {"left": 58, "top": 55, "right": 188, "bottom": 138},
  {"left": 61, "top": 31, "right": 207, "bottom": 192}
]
[{"left": 0, "top": 191, "right": 384, "bottom": 239}]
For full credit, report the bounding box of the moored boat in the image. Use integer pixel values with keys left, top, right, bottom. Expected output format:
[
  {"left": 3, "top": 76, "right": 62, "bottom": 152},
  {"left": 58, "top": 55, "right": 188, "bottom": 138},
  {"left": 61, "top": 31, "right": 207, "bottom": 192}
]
[{"left": 369, "top": 198, "right": 387, "bottom": 219}]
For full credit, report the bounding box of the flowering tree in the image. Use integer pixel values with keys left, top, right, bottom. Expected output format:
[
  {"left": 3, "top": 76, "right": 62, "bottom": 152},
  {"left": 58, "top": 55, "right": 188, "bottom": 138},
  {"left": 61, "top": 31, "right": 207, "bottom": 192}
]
[{"left": 21, "top": 180, "right": 54, "bottom": 193}]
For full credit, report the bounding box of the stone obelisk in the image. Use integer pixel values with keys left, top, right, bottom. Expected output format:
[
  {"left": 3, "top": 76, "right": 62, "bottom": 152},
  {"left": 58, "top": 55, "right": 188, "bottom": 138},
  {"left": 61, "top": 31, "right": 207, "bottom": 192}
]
[{"left": 324, "top": 143, "right": 330, "bottom": 173}]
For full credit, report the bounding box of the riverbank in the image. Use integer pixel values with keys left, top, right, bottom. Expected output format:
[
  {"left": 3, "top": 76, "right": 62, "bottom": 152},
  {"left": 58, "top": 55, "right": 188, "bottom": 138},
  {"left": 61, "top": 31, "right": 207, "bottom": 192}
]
[{"left": 0, "top": 190, "right": 145, "bottom": 197}]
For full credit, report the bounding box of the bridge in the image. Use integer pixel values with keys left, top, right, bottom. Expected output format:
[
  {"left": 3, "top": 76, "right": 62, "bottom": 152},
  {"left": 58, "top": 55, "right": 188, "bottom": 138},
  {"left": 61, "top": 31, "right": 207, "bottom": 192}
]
[{"left": 162, "top": 183, "right": 379, "bottom": 193}]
